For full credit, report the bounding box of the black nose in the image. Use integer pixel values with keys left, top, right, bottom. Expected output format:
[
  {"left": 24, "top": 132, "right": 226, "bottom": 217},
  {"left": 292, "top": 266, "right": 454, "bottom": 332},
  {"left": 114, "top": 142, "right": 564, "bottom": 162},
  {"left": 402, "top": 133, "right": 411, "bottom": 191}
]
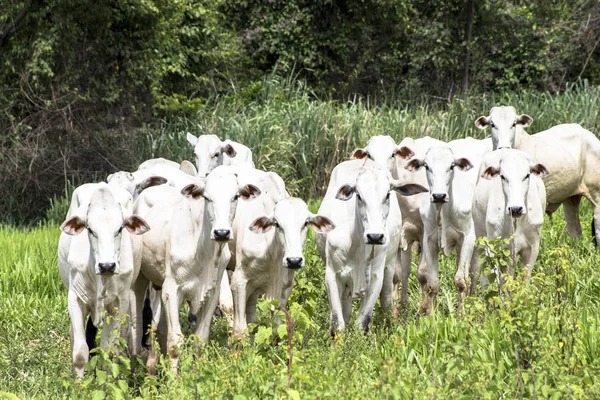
[
  {"left": 98, "top": 262, "right": 116, "bottom": 274},
  {"left": 366, "top": 233, "right": 384, "bottom": 245},
  {"left": 286, "top": 257, "right": 303, "bottom": 269},
  {"left": 510, "top": 206, "right": 524, "bottom": 216},
  {"left": 213, "top": 229, "right": 231, "bottom": 241},
  {"left": 432, "top": 193, "right": 447, "bottom": 203}
]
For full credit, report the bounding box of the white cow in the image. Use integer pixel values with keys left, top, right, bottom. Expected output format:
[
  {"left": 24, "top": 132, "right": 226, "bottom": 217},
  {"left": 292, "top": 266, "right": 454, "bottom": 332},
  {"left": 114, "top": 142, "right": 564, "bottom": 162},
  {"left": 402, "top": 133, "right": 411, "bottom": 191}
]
[
  {"left": 471, "top": 149, "right": 548, "bottom": 290},
  {"left": 316, "top": 159, "right": 427, "bottom": 335},
  {"left": 352, "top": 135, "right": 444, "bottom": 311},
  {"left": 186, "top": 133, "right": 255, "bottom": 176},
  {"left": 475, "top": 106, "right": 600, "bottom": 243},
  {"left": 58, "top": 184, "right": 150, "bottom": 377},
  {"left": 137, "top": 157, "right": 198, "bottom": 176},
  {"left": 405, "top": 144, "right": 476, "bottom": 314},
  {"left": 135, "top": 166, "right": 260, "bottom": 371},
  {"left": 230, "top": 171, "right": 334, "bottom": 338}
]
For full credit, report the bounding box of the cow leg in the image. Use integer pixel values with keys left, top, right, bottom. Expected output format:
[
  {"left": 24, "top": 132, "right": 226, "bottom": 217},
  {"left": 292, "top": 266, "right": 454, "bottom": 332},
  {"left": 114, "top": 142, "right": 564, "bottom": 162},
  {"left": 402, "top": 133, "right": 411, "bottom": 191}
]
[
  {"left": 193, "top": 283, "right": 221, "bottom": 346},
  {"left": 231, "top": 269, "right": 249, "bottom": 339},
  {"left": 469, "top": 250, "right": 482, "bottom": 295},
  {"left": 68, "top": 290, "right": 88, "bottom": 378},
  {"left": 131, "top": 275, "right": 149, "bottom": 356},
  {"left": 161, "top": 277, "right": 183, "bottom": 372},
  {"left": 325, "top": 267, "right": 345, "bottom": 336},
  {"left": 398, "top": 242, "right": 414, "bottom": 312},
  {"left": 520, "top": 243, "right": 539, "bottom": 285},
  {"left": 219, "top": 270, "right": 235, "bottom": 328},
  {"left": 563, "top": 195, "right": 582, "bottom": 238},
  {"left": 420, "top": 231, "right": 439, "bottom": 315},
  {"left": 380, "top": 257, "right": 395, "bottom": 311},
  {"left": 455, "top": 232, "right": 474, "bottom": 314},
  {"left": 590, "top": 195, "right": 600, "bottom": 248},
  {"left": 245, "top": 289, "right": 260, "bottom": 325},
  {"left": 356, "top": 263, "right": 385, "bottom": 332}
]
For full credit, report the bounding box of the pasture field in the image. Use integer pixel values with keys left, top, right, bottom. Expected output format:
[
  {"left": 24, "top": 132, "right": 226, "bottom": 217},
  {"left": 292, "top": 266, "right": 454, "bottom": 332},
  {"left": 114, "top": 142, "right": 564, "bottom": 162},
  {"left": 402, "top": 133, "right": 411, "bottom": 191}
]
[{"left": 2, "top": 201, "right": 600, "bottom": 399}]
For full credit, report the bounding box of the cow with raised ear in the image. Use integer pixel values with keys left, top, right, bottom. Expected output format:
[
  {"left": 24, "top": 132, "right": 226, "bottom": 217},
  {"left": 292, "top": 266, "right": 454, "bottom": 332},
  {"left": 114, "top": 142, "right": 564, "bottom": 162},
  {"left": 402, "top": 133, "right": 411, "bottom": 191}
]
[
  {"left": 186, "top": 133, "right": 238, "bottom": 176},
  {"left": 475, "top": 106, "right": 533, "bottom": 150}
]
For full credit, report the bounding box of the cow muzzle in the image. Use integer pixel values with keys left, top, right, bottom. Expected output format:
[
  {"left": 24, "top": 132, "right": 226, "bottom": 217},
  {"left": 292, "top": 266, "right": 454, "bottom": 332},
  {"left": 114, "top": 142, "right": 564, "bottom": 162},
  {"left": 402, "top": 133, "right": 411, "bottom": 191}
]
[
  {"left": 213, "top": 229, "right": 231, "bottom": 242},
  {"left": 366, "top": 233, "right": 385, "bottom": 245},
  {"left": 431, "top": 193, "right": 448, "bottom": 203},
  {"left": 285, "top": 257, "right": 304, "bottom": 269},
  {"left": 97, "top": 262, "right": 116, "bottom": 275},
  {"left": 509, "top": 206, "right": 525, "bottom": 218}
]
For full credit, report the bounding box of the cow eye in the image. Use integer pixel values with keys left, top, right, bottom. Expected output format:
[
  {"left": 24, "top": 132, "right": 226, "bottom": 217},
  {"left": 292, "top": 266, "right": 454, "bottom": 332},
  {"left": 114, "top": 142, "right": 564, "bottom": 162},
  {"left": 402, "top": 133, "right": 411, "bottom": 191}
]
[
  {"left": 490, "top": 122, "right": 496, "bottom": 128},
  {"left": 356, "top": 192, "right": 363, "bottom": 202},
  {"left": 500, "top": 175, "right": 506, "bottom": 181},
  {"left": 524, "top": 173, "right": 530, "bottom": 180},
  {"left": 274, "top": 221, "right": 280, "bottom": 229},
  {"left": 233, "top": 194, "right": 240, "bottom": 201},
  {"left": 512, "top": 122, "right": 517, "bottom": 128},
  {"left": 117, "top": 226, "right": 123, "bottom": 235},
  {"left": 385, "top": 192, "right": 391, "bottom": 201},
  {"left": 213, "top": 152, "right": 219, "bottom": 158},
  {"left": 87, "top": 227, "right": 95, "bottom": 236}
]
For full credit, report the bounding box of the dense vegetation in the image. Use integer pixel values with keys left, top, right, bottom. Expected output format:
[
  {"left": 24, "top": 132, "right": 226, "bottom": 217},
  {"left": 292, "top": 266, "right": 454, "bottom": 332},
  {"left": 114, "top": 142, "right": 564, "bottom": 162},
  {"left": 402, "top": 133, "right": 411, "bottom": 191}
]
[
  {"left": 2, "top": 0, "right": 600, "bottom": 222},
  {"left": 2, "top": 202, "right": 600, "bottom": 398}
]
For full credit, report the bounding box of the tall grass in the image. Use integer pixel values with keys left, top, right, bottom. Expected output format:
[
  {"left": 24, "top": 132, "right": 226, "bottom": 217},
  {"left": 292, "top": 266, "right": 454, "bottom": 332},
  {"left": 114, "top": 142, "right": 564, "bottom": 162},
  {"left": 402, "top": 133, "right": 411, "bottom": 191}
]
[{"left": 136, "top": 78, "right": 600, "bottom": 200}]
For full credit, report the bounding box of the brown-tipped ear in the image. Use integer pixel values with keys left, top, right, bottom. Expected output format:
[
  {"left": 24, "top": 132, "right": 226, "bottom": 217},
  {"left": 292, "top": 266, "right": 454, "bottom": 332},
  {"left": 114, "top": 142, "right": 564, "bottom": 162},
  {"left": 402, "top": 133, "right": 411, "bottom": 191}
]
[
  {"left": 335, "top": 184, "right": 355, "bottom": 201},
  {"left": 453, "top": 158, "right": 473, "bottom": 171},
  {"left": 124, "top": 215, "right": 151, "bottom": 235},
  {"left": 223, "top": 141, "right": 237, "bottom": 158},
  {"left": 181, "top": 183, "right": 205, "bottom": 200},
  {"left": 395, "top": 146, "right": 415, "bottom": 160},
  {"left": 352, "top": 148, "right": 369, "bottom": 160},
  {"left": 137, "top": 176, "right": 168, "bottom": 193},
  {"left": 390, "top": 182, "right": 429, "bottom": 196},
  {"left": 481, "top": 166, "right": 500, "bottom": 179},
  {"left": 308, "top": 215, "right": 335, "bottom": 233},
  {"left": 239, "top": 184, "right": 261, "bottom": 200},
  {"left": 475, "top": 116, "right": 490, "bottom": 129},
  {"left": 517, "top": 114, "right": 533, "bottom": 127},
  {"left": 249, "top": 216, "right": 274, "bottom": 233},
  {"left": 60, "top": 216, "right": 86, "bottom": 236},
  {"left": 530, "top": 163, "right": 549, "bottom": 178},
  {"left": 405, "top": 159, "right": 425, "bottom": 171}
]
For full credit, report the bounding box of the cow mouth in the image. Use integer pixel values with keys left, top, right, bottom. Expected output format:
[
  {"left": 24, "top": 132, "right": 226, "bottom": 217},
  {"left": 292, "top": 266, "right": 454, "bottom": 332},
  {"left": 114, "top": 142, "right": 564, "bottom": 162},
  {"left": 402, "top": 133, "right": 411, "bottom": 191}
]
[{"left": 510, "top": 211, "right": 524, "bottom": 218}]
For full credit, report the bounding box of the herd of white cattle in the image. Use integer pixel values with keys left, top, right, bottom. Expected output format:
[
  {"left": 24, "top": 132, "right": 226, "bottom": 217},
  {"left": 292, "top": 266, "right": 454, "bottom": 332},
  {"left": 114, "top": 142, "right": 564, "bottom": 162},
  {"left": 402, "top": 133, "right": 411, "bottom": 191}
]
[{"left": 57, "top": 106, "right": 600, "bottom": 376}]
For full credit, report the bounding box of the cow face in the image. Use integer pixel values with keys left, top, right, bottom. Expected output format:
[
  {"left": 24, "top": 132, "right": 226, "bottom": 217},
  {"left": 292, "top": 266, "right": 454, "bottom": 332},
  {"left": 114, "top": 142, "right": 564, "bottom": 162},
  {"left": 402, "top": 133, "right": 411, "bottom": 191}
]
[
  {"left": 353, "top": 136, "right": 406, "bottom": 172},
  {"left": 186, "top": 133, "right": 237, "bottom": 177},
  {"left": 181, "top": 167, "right": 261, "bottom": 242},
  {"left": 405, "top": 145, "right": 472, "bottom": 204},
  {"left": 249, "top": 198, "right": 335, "bottom": 269},
  {"left": 60, "top": 188, "right": 150, "bottom": 275},
  {"left": 475, "top": 106, "right": 533, "bottom": 150},
  {"left": 335, "top": 168, "right": 427, "bottom": 245},
  {"left": 481, "top": 150, "right": 549, "bottom": 218}
]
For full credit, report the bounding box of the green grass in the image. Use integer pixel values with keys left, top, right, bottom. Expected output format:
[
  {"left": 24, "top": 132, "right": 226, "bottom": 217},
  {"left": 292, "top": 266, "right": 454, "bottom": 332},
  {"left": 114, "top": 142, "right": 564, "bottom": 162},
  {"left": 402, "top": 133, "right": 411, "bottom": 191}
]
[{"left": 2, "top": 200, "right": 600, "bottom": 398}]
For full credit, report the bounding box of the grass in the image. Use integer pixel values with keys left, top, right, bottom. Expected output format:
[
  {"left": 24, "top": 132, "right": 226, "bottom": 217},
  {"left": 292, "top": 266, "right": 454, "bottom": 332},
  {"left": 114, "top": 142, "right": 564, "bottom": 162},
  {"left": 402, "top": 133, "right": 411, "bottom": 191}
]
[{"left": 2, "top": 200, "right": 600, "bottom": 398}]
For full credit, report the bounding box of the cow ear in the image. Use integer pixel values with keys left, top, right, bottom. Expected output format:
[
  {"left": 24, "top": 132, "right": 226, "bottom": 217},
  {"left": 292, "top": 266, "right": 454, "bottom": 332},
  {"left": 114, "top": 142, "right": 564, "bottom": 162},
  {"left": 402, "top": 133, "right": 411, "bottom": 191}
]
[
  {"left": 405, "top": 159, "right": 425, "bottom": 171},
  {"left": 239, "top": 184, "right": 261, "bottom": 200},
  {"left": 137, "top": 176, "right": 167, "bottom": 193},
  {"left": 395, "top": 146, "right": 415, "bottom": 159},
  {"left": 186, "top": 132, "right": 198, "bottom": 146},
  {"left": 453, "top": 158, "right": 473, "bottom": 171},
  {"left": 249, "top": 216, "right": 275, "bottom": 233},
  {"left": 107, "top": 173, "right": 114, "bottom": 182},
  {"left": 481, "top": 166, "right": 500, "bottom": 179},
  {"left": 517, "top": 114, "right": 533, "bottom": 127},
  {"left": 530, "top": 163, "right": 549, "bottom": 178},
  {"left": 179, "top": 160, "right": 197, "bottom": 176},
  {"left": 352, "top": 148, "right": 369, "bottom": 160},
  {"left": 335, "top": 184, "right": 355, "bottom": 201},
  {"left": 124, "top": 215, "right": 151, "bottom": 235},
  {"left": 390, "top": 181, "right": 429, "bottom": 196},
  {"left": 181, "top": 183, "right": 205, "bottom": 200},
  {"left": 475, "top": 116, "right": 490, "bottom": 129},
  {"left": 308, "top": 214, "right": 335, "bottom": 233},
  {"left": 60, "top": 216, "right": 87, "bottom": 236},
  {"left": 222, "top": 140, "right": 237, "bottom": 158}
]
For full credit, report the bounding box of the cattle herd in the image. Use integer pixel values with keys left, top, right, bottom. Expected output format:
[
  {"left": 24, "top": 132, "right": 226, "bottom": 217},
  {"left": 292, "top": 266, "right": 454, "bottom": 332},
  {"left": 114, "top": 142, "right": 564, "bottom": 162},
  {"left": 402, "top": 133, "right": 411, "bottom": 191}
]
[{"left": 57, "top": 106, "right": 600, "bottom": 377}]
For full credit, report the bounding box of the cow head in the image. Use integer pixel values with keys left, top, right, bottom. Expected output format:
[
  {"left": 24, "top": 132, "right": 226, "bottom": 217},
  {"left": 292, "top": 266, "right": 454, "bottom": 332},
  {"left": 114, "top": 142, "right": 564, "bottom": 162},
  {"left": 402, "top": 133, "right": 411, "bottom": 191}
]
[
  {"left": 60, "top": 188, "right": 150, "bottom": 275},
  {"left": 481, "top": 149, "right": 549, "bottom": 218},
  {"left": 405, "top": 145, "right": 472, "bottom": 204},
  {"left": 186, "top": 133, "right": 237, "bottom": 177},
  {"left": 335, "top": 167, "right": 427, "bottom": 245},
  {"left": 352, "top": 135, "right": 412, "bottom": 172},
  {"left": 475, "top": 106, "right": 533, "bottom": 150},
  {"left": 181, "top": 166, "right": 261, "bottom": 242},
  {"left": 249, "top": 198, "right": 334, "bottom": 269},
  {"left": 107, "top": 172, "right": 167, "bottom": 199}
]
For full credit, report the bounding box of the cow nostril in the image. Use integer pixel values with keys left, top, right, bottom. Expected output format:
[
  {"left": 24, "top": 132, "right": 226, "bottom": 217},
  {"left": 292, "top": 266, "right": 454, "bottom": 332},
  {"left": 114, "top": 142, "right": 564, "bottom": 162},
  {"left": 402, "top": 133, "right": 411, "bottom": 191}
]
[
  {"left": 98, "top": 262, "right": 116, "bottom": 274},
  {"left": 510, "top": 206, "right": 524, "bottom": 216},
  {"left": 366, "top": 233, "right": 384, "bottom": 244},
  {"left": 286, "top": 257, "right": 303, "bottom": 269},
  {"left": 213, "top": 229, "right": 231, "bottom": 241},
  {"left": 432, "top": 193, "right": 447, "bottom": 203}
]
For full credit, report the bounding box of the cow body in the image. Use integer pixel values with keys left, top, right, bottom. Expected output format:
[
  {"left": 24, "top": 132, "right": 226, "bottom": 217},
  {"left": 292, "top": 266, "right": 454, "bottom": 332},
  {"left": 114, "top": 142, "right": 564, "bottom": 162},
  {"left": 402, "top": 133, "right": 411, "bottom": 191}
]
[
  {"left": 471, "top": 149, "right": 548, "bottom": 290},
  {"left": 58, "top": 184, "right": 149, "bottom": 377}
]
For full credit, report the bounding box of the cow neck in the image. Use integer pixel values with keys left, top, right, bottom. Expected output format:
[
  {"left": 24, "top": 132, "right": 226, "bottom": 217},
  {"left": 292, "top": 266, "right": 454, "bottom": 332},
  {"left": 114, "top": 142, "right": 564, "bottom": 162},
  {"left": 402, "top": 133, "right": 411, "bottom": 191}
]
[
  {"left": 194, "top": 198, "right": 221, "bottom": 261},
  {"left": 514, "top": 125, "right": 529, "bottom": 149}
]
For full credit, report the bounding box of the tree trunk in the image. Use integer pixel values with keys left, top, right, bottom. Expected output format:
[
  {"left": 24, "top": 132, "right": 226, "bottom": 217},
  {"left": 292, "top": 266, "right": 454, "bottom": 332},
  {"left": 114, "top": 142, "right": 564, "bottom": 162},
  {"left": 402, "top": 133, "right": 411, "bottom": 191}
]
[{"left": 462, "top": 0, "right": 474, "bottom": 92}]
